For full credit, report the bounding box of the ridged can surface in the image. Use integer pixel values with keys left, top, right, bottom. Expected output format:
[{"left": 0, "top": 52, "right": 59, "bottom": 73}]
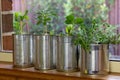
[
  {"left": 56, "top": 36, "right": 78, "bottom": 72},
  {"left": 13, "top": 34, "right": 34, "bottom": 68},
  {"left": 80, "top": 44, "right": 109, "bottom": 74},
  {"left": 34, "top": 34, "right": 54, "bottom": 70}
]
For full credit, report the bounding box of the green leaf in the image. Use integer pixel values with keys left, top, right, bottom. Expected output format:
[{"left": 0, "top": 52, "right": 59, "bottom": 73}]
[
  {"left": 74, "top": 17, "right": 83, "bottom": 24},
  {"left": 65, "top": 14, "right": 74, "bottom": 24},
  {"left": 65, "top": 24, "right": 74, "bottom": 36},
  {"left": 13, "top": 10, "right": 29, "bottom": 34}
]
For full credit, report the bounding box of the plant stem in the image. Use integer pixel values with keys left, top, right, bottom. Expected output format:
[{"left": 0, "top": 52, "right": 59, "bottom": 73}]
[
  {"left": 45, "top": 25, "right": 48, "bottom": 33},
  {"left": 20, "top": 21, "right": 23, "bottom": 34}
]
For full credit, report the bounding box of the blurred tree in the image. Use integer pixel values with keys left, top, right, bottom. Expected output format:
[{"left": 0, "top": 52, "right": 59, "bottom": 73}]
[{"left": 26, "top": 0, "right": 114, "bottom": 34}]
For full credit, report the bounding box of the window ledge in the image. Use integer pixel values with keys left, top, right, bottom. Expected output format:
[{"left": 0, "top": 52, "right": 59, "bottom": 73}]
[
  {"left": 0, "top": 53, "right": 120, "bottom": 73},
  {"left": 0, "top": 62, "right": 120, "bottom": 80}
]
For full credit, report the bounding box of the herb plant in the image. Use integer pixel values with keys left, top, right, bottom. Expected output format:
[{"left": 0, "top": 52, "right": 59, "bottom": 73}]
[
  {"left": 13, "top": 10, "right": 29, "bottom": 34},
  {"left": 71, "top": 0, "right": 116, "bottom": 51},
  {"left": 64, "top": 14, "right": 83, "bottom": 36},
  {"left": 77, "top": 18, "right": 120, "bottom": 51},
  {"left": 36, "top": 8, "right": 57, "bottom": 34}
]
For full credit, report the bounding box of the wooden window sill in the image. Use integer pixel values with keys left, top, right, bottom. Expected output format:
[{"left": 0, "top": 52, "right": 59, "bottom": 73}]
[{"left": 0, "top": 62, "right": 120, "bottom": 80}]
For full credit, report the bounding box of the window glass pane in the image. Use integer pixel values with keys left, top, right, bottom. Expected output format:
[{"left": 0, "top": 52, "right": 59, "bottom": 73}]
[
  {"left": 109, "top": 44, "right": 120, "bottom": 61},
  {"left": 27, "top": 0, "right": 109, "bottom": 33},
  {"left": 26, "top": 0, "right": 120, "bottom": 61},
  {"left": 1, "top": 0, "right": 120, "bottom": 61},
  {"left": 27, "top": 0, "right": 66, "bottom": 34},
  {"left": 109, "top": 0, "right": 120, "bottom": 61}
]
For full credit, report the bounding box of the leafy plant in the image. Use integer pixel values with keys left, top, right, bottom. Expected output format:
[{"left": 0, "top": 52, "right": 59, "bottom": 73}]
[
  {"left": 69, "top": 0, "right": 116, "bottom": 51},
  {"left": 64, "top": 14, "right": 83, "bottom": 36},
  {"left": 36, "top": 8, "right": 57, "bottom": 34},
  {"left": 65, "top": 24, "right": 74, "bottom": 36},
  {"left": 77, "top": 18, "right": 120, "bottom": 51},
  {"left": 13, "top": 10, "right": 29, "bottom": 34}
]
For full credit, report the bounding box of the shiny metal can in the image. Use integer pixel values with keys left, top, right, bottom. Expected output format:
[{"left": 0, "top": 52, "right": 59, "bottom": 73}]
[
  {"left": 80, "top": 44, "right": 109, "bottom": 74},
  {"left": 13, "top": 34, "right": 34, "bottom": 68},
  {"left": 29, "top": 35, "right": 35, "bottom": 66},
  {"left": 50, "top": 36, "right": 57, "bottom": 68},
  {"left": 34, "top": 33, "right": 54, "bottom": 70},
  {"left": 56, "top": 36, "right": 78, "bottom": 72}
]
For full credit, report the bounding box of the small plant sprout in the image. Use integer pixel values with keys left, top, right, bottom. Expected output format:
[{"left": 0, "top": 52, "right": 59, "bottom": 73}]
[{"left": 13, "top": 10, "right": 29, "bottom": 34}]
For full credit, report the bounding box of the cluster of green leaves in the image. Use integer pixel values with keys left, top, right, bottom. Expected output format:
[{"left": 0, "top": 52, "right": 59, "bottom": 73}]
[
  {"left": 72, "top": 0, "right": 114, "bottom": 21},
  {"left": 76, "top": 18, "right": 120, "bottom": 51},
  {"left": 36, "top": 8, "right": 57, "bottom": 34},
  {"left": 65, "top": 24, "right": 74, "bottom": 36},
  {"left": 27, "top": 0, "right": 115, "bottom": 36},
  {"left": 101, "top": 24, "right": 118, "bottom": 42},
  {"left": 27, "top": 0, "right": 65, "bottom": 35},
  {"left": 13, "top": 10, "right": 29, "bottom": 34},
  {"left": 63, "top": 0, "right": 73, "bottom": 16},
  {"left": 63, "top": 0, "right": 116, "bottom": 51},
  {"left": 65, "top": 14, "right": 83, "bottom": 25},
  {"left": 64, "top": 14, "right": 83, "bottom": 36}
]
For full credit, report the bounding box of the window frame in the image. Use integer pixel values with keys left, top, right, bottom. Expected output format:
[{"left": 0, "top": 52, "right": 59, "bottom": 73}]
[{"left": 0, "top": 0, "right": 13, "bottom": 52}]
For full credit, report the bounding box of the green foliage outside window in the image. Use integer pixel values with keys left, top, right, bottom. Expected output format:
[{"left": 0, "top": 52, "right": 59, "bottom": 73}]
[{"left": 27, "top": 0, "right": 114, "bottom": 34}]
